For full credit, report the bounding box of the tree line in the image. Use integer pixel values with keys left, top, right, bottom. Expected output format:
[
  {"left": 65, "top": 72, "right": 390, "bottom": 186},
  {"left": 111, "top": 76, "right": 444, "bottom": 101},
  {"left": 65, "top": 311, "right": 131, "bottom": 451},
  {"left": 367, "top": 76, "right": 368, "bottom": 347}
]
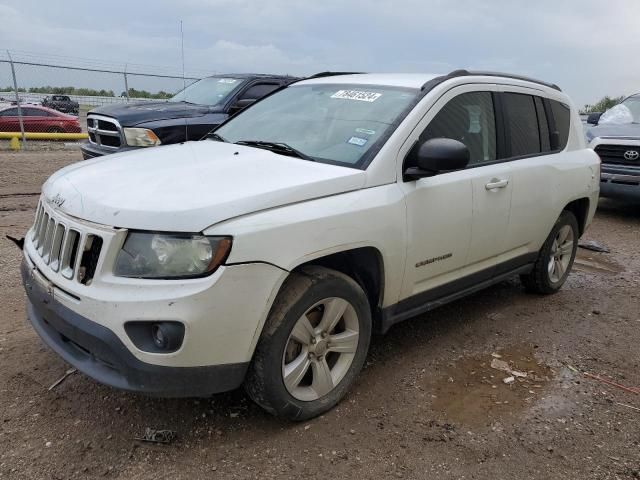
[
  {"left": 582, "top": 95, "right": 625, "bottom": 114},
  {"left": 1, "top": 86, "right": 174, "bottom": 99}
]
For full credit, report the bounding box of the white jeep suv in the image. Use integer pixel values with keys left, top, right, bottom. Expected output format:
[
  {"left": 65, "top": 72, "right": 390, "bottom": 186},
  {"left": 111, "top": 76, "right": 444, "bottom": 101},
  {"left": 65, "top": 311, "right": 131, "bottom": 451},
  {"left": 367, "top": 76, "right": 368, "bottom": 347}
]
[{"left": 21, "top": 71, "right": 600, "bottom": 420}]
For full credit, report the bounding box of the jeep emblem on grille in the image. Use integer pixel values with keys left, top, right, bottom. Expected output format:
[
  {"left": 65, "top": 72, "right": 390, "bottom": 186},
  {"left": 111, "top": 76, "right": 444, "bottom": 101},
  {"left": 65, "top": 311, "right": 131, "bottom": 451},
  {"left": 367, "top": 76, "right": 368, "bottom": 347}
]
[
  {"left": 623, "top": 150, "right": 639, "bottom": 161},
  {"left": 49, "top": 193, "right": 66, "bottom": 208}
]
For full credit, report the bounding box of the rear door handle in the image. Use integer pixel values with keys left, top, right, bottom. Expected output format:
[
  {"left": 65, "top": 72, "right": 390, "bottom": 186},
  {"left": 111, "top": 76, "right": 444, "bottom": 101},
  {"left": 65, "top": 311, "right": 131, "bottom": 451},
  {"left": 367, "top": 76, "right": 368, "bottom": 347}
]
[{"left": 485, "top": 178, "right": 509, "bottom": 190}]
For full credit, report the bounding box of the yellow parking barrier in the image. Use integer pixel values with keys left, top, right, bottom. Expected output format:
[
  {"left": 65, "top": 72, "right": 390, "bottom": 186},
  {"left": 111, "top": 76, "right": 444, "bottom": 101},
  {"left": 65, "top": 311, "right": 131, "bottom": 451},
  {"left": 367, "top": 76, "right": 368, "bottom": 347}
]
[{"left": 0, "top": 132, "right": 88, "bottom": 140}]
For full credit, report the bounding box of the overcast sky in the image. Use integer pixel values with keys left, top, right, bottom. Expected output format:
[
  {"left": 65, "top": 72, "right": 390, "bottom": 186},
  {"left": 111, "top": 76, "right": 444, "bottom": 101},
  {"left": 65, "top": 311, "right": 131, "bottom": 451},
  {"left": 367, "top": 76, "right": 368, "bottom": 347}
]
[{"left": 1, "top": 0, "right": 639, "bottom": 106}]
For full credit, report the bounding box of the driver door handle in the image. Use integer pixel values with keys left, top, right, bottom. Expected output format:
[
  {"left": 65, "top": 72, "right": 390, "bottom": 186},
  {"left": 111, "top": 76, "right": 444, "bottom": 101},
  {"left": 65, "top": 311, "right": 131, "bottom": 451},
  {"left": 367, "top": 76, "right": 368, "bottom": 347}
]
[{"left": 485, "top": 178, "right": 509, "bottom": 190}]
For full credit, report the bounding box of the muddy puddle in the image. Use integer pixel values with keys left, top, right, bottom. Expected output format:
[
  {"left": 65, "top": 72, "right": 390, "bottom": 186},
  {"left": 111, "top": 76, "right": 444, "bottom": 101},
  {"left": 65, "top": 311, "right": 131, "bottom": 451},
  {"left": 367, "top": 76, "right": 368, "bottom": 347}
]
[
  {"left": 574, "top": 249, "right": 623, "bottom": 275},
  {"left": 429, "top": 344, "right": 554, "bottom": 429}
]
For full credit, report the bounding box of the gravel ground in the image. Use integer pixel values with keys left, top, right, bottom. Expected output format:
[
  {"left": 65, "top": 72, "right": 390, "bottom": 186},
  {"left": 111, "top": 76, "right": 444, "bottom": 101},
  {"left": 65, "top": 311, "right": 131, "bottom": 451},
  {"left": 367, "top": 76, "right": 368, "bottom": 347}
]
[{"left": 0, "top": 151, "right": 639, "bottom": 479}]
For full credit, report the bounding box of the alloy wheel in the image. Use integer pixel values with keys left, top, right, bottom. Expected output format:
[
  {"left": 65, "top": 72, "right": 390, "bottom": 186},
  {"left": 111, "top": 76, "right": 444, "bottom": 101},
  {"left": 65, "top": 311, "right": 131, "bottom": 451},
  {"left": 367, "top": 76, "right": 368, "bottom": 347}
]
[
  {"left": 282, "top": 297, "right": 359, "bottom": 401},
  {"left": 548, "top": 224, "right": 574, "bottom": 283}
]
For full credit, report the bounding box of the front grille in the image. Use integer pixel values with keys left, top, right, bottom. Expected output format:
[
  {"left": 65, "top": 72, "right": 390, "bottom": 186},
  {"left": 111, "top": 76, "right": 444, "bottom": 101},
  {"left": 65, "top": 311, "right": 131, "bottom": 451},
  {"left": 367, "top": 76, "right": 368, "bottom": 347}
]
[
  {"left": 594, "top": 144, "right": 640, "bottom": 166},
  {"left": 87, "top": 115, "right": 123, "bottom": 149},
  {"left": 31, "top": 202, "right": 103, "bottom": 285}
]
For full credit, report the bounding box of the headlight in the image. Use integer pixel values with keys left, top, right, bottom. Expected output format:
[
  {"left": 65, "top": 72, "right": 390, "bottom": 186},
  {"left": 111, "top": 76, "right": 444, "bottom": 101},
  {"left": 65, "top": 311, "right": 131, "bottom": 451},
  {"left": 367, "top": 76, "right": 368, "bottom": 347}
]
[
  {"left": 114, "top": 232, "right": 232, "bottom": 279},
  {"left": 123, "top": 128, "right": 161, "bottom": 147}
]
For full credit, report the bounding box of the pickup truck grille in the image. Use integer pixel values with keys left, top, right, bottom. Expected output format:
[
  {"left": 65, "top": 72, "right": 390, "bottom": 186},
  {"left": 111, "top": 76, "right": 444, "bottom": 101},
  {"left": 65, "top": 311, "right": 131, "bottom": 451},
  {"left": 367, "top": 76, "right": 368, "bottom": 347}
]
[
  {"left": 594, "top": 144, "right": 640, "bottom": 167},
  {"left": 87, "top": 115, "right": 123, "bottom": 149},
  {"left": 30, "top": 201, "right": 104, "bottom": 286}
]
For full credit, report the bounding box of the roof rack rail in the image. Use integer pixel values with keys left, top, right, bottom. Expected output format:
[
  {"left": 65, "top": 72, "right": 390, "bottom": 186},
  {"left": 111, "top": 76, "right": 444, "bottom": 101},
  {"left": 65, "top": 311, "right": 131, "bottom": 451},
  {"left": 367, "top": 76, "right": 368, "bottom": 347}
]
[
  {"left": 307, "top": 71, "right": 365, "bottom": 79},
  {"left": 421, "top": 69, "right": 561, "bottom": 92}
]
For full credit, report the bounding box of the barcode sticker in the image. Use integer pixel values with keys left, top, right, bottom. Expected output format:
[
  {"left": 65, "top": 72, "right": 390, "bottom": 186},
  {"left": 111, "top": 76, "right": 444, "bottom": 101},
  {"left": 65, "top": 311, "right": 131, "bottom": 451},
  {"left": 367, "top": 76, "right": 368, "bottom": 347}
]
[
  {"left": 218, "top": 79, "right": 238, "bottom": 84},
  {"left": 331, "top": 90, "right": 382, "bottom": 102}
]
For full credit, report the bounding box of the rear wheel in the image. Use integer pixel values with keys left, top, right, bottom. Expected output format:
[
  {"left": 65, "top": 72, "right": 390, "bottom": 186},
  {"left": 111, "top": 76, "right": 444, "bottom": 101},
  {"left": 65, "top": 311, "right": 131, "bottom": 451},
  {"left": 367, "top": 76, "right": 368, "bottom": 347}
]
[
  {"left": 520, "top": 210, "right": 579, "bottom": 294},
  {"left": 47, "top": 126, "right": 64, "bottom": 134},
  {"left": 245, "top": 266, "right": 372, "bottom": 421}
]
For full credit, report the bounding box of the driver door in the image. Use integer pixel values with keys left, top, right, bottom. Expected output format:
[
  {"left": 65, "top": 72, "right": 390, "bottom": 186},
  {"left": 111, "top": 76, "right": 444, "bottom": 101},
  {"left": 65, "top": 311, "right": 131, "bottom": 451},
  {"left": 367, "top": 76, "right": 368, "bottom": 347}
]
[{"left": 399, "top": 85, "right": 512, "bottom": 302}]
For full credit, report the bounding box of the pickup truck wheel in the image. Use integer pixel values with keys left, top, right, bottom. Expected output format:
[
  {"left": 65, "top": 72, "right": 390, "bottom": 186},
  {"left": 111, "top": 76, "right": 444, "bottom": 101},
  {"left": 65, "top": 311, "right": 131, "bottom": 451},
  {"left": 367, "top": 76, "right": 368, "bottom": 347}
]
[
  {"left": 245, "top": 266, "right": 372, "bottom": 421},
  {"left": 520, "top": 210, "right": 579, "bottom": 294}
]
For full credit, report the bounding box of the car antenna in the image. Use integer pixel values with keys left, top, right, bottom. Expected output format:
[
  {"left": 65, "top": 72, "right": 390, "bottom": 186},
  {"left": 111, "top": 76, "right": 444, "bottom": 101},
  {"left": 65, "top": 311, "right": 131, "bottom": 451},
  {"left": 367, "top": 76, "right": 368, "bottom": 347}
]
[{"left": 180, "top": 20, "right": 187, "bottom": 143}]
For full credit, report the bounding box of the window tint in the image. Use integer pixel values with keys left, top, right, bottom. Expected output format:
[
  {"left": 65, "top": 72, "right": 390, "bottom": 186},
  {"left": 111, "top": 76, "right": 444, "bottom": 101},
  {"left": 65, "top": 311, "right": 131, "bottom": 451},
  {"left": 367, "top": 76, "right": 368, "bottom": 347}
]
[
  {"left": 240, "top": 83, "right": 280, "bottom": 100},
  {"left": 550, "top": 100, "right": 570, "bottom": 150},
  {"left": 534, "top": 97, "right": 551, "bottom": 152},
  {"left": 420, "top": 91, "right": 496, "bottom": 165},
  {"left": 503, "top": 93, "right": 540, "bottom": 157},
  {"left": 0, "top": 108, "right": 19, "bottom": 116}
]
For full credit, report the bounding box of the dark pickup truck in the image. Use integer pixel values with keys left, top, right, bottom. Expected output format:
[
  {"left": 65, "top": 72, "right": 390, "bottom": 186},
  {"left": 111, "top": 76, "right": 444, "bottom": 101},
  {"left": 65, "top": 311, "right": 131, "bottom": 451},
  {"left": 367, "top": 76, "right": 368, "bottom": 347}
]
[
  {"left": 81, "top": 73, "right": 297, "bottom": 159},
  {"left": 42, "top": 95, "right": 79, "bottom": 115}
]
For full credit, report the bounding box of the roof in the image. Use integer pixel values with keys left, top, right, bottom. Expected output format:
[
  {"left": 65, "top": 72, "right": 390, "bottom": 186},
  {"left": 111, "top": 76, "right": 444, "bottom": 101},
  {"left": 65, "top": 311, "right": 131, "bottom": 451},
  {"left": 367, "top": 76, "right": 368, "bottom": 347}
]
[
  {"left": 204, "top": 73, "right": 299, "bottom": 80},
  {"left": 300, "top": 73, "right": 440, "bottom": 89},
  {"left": 298, "top": 70, "right": 561, "bottom": 92}
]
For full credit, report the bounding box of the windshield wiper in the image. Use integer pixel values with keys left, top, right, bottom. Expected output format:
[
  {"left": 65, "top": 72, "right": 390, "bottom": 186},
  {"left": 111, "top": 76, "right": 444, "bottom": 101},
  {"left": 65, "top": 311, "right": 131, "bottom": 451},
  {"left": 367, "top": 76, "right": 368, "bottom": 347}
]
[
  {"left": 208, "top": 132, "right": 228, "bottom": 142},
  {"left": 235, "top": 140, "right": 315, "bottom": 161}
]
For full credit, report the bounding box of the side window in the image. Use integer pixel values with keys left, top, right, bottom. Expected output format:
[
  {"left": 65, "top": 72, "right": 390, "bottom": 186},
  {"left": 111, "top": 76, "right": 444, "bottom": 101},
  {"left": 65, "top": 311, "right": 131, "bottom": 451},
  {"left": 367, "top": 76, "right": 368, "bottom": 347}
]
[
  {"left": 534, "top": 96, "right": 551, "bottom": 152},
  {"left": 420, "top": 91, "right": 497, "bottom": 165},
  {"left": 239, "top": 83, "right": 280, "bottom": 101},
  {"left": 0, "top": 108, "right": 19, "bottom": 116},
  {"left": 503, "top": 93, "right": 540, "bottom": 157},
  {"left": 24, "top": 108, "right": 45, "bottom": 117},
  {"left": 549, "top": 100, "right": 570, "bottom": 150}
]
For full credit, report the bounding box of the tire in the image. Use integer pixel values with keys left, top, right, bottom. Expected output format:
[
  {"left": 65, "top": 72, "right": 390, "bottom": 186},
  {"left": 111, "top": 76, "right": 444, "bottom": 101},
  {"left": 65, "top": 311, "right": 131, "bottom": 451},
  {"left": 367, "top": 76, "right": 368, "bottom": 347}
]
[
  {"left": 245, "top": 266, "right": 372, "bottom": 421},
  {"left": 48, "top": 126, "right": 64, "bottom": 134},
  {"left": 520, "top": 210, "right": 579, "bottom": 294}
]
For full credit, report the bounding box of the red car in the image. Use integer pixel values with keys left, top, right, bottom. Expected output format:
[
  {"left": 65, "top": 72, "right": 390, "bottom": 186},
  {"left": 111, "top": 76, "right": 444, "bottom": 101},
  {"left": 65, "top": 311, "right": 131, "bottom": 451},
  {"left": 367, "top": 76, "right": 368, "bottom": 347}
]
[{"left": 0, "top": 105, "right": 81, "bottom": 133}]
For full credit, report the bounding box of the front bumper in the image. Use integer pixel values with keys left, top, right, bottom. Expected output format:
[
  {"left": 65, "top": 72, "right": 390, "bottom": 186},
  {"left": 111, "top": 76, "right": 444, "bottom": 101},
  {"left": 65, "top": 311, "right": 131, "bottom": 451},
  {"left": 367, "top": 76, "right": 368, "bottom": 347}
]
[
  {"left": 21, "top": 259, "right": 249, "bottom": 397},
  {"left": 600, "top": 165, "right": 640, "bottom": 201},
  {"left": 80, "top": 142, "right": 137, "bottom": 159}
]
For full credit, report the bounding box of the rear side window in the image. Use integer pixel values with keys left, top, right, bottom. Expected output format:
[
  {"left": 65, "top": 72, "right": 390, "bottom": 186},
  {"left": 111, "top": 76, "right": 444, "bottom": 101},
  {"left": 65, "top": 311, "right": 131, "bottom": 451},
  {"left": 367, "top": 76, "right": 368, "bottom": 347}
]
[
  {"left": 534, "top": 97, "right": 551, "bottom": 152},
  {"left": 420, "top": 91, "right": 497, "bottom": 165},
  {"left": 550, "top": 100, "right": 570, "bottom": 150},
  {"left": 503, "top": 93, "right": 540, "bottom": 157},
  {"left": 0, "top": 108, "right": 19, "bottom": 116}
]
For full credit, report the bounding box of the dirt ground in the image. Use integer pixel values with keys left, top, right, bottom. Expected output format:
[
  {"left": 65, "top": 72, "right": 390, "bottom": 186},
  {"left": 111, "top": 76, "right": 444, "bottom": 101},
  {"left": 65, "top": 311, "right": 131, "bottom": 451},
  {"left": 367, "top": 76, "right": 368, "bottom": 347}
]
[{"left": 1, "top": 151, "right": 639, "bottom": 480}]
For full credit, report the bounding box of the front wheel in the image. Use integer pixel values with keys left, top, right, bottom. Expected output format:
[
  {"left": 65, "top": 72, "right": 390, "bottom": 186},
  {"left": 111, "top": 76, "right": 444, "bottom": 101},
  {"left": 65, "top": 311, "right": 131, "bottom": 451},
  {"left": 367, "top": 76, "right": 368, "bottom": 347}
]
[
  {"left": 520, "top": 210, "right": 579, "bottom": 294},
  {"left": 245, "top": 266, "right": 372, "bottom": 421}
]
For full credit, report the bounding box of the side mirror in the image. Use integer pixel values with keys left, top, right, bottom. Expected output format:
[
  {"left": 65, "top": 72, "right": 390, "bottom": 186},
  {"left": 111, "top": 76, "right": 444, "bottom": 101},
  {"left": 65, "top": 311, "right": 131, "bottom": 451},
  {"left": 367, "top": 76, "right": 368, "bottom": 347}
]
[
  {"left": 587, "top": 112, "right": 602, "bottom": 125},
  {"left": 230, "top": 98, "right": 256, "bottom": 113},
  {"left": 404, "top": 138, "right": 470, "bottom": 180}
]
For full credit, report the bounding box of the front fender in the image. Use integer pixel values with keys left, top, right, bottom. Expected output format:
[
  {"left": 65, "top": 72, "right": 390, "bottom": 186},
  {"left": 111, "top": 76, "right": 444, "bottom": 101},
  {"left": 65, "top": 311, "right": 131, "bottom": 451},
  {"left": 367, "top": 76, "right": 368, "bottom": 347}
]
[{"left": 204, "top": 184, "right": 407, "bottom": 308}]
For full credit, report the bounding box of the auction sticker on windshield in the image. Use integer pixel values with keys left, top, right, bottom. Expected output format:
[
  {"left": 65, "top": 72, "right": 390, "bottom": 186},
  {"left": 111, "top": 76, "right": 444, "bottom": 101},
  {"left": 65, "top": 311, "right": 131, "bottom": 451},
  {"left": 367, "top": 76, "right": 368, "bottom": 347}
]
[
  {"left": 218, "top": 79, "right": 238, "bottom": 84},
  {"left": 331, "top": 90, "right": 382, "bottom": 102}
]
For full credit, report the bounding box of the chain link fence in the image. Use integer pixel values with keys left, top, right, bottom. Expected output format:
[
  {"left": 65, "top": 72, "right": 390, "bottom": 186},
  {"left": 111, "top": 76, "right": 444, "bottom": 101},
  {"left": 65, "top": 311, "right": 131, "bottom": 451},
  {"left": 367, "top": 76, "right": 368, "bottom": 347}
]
[{"left": 0, "top": 51, "right": 203, "bottom": 149}]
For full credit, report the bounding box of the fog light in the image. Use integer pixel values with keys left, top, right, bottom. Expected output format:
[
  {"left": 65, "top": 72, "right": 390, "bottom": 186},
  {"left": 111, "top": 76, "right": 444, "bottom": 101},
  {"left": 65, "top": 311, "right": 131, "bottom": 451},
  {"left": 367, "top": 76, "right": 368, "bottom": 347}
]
[{"left": 124, "top": 321, "right": 185, "bottom": 353}]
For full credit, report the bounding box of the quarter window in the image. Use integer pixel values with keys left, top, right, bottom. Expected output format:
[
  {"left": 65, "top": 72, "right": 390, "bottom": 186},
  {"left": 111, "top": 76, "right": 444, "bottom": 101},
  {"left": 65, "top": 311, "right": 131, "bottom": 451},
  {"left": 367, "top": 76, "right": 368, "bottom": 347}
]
[
  {"left": 503, "top": 93, "right": 540, "bottom": 157},
  {"left": 550, "top": 100, "right": 570, "bottom": 150},
  {"left": 420, "top": 91, "right": 497, "bottom": 165},
  {"left": 534, "top": 97, "right": 551, "bottom": 152}
]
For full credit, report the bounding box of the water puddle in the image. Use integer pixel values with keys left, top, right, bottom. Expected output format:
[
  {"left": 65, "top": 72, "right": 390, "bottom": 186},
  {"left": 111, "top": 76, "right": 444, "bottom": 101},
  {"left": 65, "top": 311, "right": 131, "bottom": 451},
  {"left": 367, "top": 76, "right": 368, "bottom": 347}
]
[
  {"left": 429, "top": 344, "right": 553, "bottom": 429},
  {"left": 574, "top": 249, "right": 623, "bottom": 275}
]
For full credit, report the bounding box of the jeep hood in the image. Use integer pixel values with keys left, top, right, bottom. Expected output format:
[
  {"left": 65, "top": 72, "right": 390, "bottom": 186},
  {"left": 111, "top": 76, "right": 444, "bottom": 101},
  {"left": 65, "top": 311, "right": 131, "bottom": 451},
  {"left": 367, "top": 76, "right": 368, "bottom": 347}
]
[
  {"left": 42, "top": 141, "right": 366, "bottom": 231},
  {"left": 90, "top": 101, "right": 222, "bottom": 126}
]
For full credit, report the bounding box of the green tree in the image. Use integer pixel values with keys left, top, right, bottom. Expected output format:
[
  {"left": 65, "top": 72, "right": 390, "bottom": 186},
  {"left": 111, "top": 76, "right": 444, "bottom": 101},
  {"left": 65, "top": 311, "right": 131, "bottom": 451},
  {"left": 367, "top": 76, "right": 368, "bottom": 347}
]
[{"left": 582, "top": 95, "right": 625, "bottom": 114}]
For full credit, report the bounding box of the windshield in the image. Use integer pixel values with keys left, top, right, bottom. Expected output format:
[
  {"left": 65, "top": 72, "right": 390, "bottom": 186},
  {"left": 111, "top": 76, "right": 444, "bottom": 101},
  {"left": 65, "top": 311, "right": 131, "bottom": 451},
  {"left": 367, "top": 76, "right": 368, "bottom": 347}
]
[
  {"left": 170, "top": 77, "right": 243, "bottom": 106},
  {"left": 214, "top": 83, "right": 420, "bottom": 167},
  {"left": 600, "top": 95, "right": 640, "bottom": 125}
]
